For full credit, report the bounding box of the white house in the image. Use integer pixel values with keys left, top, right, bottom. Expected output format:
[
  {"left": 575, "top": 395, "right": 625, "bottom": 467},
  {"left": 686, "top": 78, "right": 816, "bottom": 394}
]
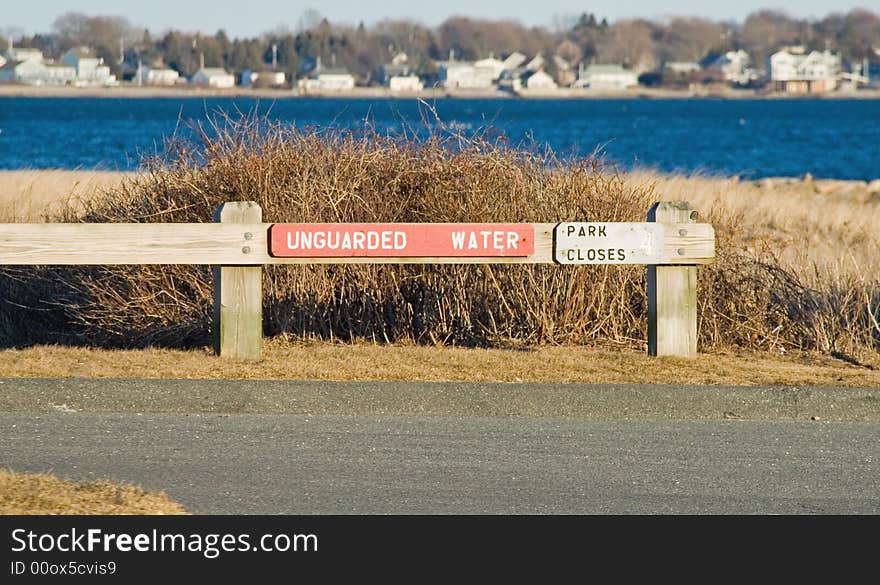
[
  {"left": 574, "top": 64, "right": 639, "bottom": 90},
  {"left": 241, "top": 69, "right": 286, "bottom": 87},
  {"left": 438, "top": 60, "right": 499, "bottom": 89},
  {"left": 190, "top": 67, "right": 235, "bottom": 88},
  {"left": 522, "top": 69, "right": 558, "bottom": 91},
  {"left": 0, "top": 59, "right": 44, "bottom": 83},
  {"left": 6, "top": 46, "right": 44, "bottom": 63},
  {"left": 43, "top": 63, "right": 78, "bottom": 85},
  {"left": 664, "top": 61, "right": 701, "bottom": 75},
  {"left": 389, "top": 75, "right": 423, "bottom": 92},
  {"left": 61, "top": 47, "right": 116, "bottom": 86},
  {"left": 502, "top": 52, "right": 527, "bottom": 71},
  {"left": 439, "top": 61, "right": 478, "bottom": 89},
  {"left": 473, "top": 57, "right": 505, "bottom": 82},
  {"left": 135, "top": 65, "right": 180, "bottom": 85},
  {"left": 704, "top": 50, "right": 755, "bottom": 85},
  {"left": 769, "top": 48, "right": 841, "bottom": 93},
  {"left": 379, "top": 52, "right": 412, "bottom": 85},
  {"left": 298, "top": 59, "right": 355, "bottom": 92},
  {"left": 0, "top": 59, "right": 75, "bottom": 85}
]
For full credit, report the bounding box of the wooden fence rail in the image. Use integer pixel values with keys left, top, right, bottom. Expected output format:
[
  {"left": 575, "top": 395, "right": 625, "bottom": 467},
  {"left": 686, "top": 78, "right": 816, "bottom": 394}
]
[{"left": 0, "top": 200, "right": 714, "bottom": 359}]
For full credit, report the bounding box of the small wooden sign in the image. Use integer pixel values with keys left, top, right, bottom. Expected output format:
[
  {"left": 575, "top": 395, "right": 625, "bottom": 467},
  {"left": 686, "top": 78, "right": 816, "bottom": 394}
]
[
  {"left": 269, "top": 223, "right": 535, "bottom": 258},
  {"left": 554, "top": 222, "right": 665, "bottom": 264}
]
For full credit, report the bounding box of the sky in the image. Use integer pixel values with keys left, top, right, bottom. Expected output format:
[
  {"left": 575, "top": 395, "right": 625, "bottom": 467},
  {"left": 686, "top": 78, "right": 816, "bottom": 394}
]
[{"left": 4, "top": 0, "right": 879, "bottom": 39}]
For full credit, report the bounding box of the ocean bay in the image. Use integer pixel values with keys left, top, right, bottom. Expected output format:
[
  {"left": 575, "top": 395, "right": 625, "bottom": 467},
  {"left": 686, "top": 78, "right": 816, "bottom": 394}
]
[{"left": 0, "top": 96, "right": 878, "bottom": 180}]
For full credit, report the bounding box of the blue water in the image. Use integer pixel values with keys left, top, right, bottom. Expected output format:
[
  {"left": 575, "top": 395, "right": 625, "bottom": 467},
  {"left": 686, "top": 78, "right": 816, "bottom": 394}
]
[{"left": 1, "top": 97, "right": 878, "bottom": 179}]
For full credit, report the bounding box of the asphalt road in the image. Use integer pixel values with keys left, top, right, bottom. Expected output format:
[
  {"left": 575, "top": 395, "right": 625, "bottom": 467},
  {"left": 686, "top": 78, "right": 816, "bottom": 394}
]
[{"left": 1, "top": 378, "right": 878, "bottom": 514}]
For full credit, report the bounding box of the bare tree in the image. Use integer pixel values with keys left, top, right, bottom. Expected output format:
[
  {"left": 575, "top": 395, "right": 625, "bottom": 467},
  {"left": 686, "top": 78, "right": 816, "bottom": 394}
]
[
  {"left": 555, "top": 39, "right": 582, "bottom": 65},
  {"left": 660, "top": 17, "right": 727, "bottom": 62},
  {"left": 738, "top": 10, "right": 803, "bottom": 63},
  {"left": 597, "top": 19, "right": 659, "bottom": 72},
  {"left": 438, "top": 17, "right": 556, "bottom": 61}
]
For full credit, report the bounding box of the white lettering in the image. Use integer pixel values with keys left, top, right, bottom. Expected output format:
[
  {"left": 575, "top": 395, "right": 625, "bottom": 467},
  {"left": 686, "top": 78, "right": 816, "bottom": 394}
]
[
  {"left": 88, "top": 529, "right": 101, "bottom": 551},
  {"left": 395, "top": 232, "right": 406, "bottom": 250},
  {"left": 507, "top": 231, "right": 518, "bottom": 250},
  {"left": 11, "top": 529, "right": 26, "bottom": 552},
  {"left": 451, "top": 231, "right": 465, "bottom": 250}
]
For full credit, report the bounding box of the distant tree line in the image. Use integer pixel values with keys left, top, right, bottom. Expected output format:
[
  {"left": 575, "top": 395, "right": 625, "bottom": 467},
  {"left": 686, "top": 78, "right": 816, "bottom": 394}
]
[{"left": 2, "top": 8, "right": 878, "bottom": 82}]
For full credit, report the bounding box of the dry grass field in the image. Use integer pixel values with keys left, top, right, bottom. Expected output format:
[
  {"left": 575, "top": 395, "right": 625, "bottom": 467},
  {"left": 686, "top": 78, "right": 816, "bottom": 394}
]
[
  {"left": 0, "top": 170, "right": 132, "bottom": 222},
  {"left": 627, "top": 170, "right": 880, "bottom": 284}
]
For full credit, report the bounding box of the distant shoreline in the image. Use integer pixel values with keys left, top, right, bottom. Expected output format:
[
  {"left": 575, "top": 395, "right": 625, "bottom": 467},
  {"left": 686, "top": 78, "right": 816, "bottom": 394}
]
[{"left": 1, "top": 83, "right": 879, "bottom": 100}]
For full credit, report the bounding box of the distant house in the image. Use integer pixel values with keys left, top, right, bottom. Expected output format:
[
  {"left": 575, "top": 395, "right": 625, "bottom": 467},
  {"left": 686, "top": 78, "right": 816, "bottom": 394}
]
[
  {"left": 298, "top": 58, "right": 355, "bottom": 92},
  {"left": 6, "top": 46, "right": 44, "bottom": 63},
  {"left": 43, "top": 63, "right": 78, "bottom": 85},
  {"left": 241, "top": 68, "right": 286, "bottom": 87},
  {"left": 379, "top": 52, "right": 412, "bottom": 85},
  {"left": 574, "top": 64, "right": 639, "bottom": 90},
  {"left": 438, "top": 61, "right": 480, "bottom": 89},
  {"left": 0, "top": 60, "right": 42, "bottom": 84},
  {"left": 0, "top": 59, "right": 75, "bottom": 85},
  {"left": 388, "top": 75, "right": 423, "bottom": 92},
  {"left": 61, "top": 47, "right": 116, "bottom": 86},
  {"left": 664, "top": 61, "right": 701, "bottom": 76},
  {"left": 769, "top": 47, "right": 841, "bottom": 94},
  {"left": 702, "top": 50, "right": 757, "bottom": 85},
  {"left": 135, "top": 65, "right": 180, "bottom": 86},
  {"left": 523, "top": 54, "right": 544, "bottom": 72},
  {"left": 473, "top": 57, "right": 505, "bottom": 82},
  {"left": 190, "top": 67, "right": 235, "bottom": 88},
  {"left": 521, "top": 69, "right": 558, "bottom": 91},
  {"left": 502, "top": 52, "right": 527, "bottom": 71},
  {"left": 379, "top": 62, "right": 410, "bottom": 85},
  {"left": 438, "top": 51, "right": 502, "bottom": 89}
]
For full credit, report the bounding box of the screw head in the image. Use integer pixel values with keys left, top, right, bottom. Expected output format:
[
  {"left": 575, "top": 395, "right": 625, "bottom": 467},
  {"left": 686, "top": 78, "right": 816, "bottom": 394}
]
[
  {"left": 244, "top": 232, "right": 254, "bottom": 240},
  {"left": 677, "top": 248, "right": 685, "bottom": 256},
  {"left": 241, "top": 246, "right": 251, "bottom": 254}
]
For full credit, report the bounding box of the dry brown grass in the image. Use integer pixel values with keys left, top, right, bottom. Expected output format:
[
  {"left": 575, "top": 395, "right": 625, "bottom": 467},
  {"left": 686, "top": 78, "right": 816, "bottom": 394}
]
[
  {"left": 0, "top": 170, "right": 131, "bottom": 222},
  {"left": 1, "top": 342, "right": 877, "bottom": 387},
  {"left": 0, "top": 118, "right": 877, "bottom": 360},
  {"left": 0, "top": 469, "right": 188, "bottom": 515},
  {"left": 625, "top": 170, "right": 880, "bottom": 281}
]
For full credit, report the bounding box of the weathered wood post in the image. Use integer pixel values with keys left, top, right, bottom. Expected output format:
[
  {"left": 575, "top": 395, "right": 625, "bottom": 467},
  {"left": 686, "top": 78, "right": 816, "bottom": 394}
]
[
  {"left": 647, "top": 201, "right": 698, "bottom": 357},
  {"left": 213, "top": 202, "right": 262, "bottom": 359}
]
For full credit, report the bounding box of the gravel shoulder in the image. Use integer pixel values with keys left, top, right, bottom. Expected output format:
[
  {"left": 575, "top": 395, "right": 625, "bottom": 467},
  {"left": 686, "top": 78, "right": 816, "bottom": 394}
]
[{"left": 1, "top": 378, "right": 877, "bottom": 422}]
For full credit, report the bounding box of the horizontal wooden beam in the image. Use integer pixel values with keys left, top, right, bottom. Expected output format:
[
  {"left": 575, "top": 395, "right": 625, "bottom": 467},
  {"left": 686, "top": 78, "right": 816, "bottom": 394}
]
[{"left": 0, "top": 222, "right": 714, "bottom": 265}]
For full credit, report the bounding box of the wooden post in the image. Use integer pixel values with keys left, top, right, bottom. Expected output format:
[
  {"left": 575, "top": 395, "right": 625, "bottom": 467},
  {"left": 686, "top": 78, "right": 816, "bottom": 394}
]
[
  {"left": 647, "top": 201, "right": 698, "bottom": 357},
  {"left": 213, "top": 202, "right": 262, "bottom": 359}
]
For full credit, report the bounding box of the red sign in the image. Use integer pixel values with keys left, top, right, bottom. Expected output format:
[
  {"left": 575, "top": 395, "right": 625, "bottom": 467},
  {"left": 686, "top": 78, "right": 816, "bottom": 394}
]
[{"left": 269, "top": 223, "right": 534, "bottom": 258}]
